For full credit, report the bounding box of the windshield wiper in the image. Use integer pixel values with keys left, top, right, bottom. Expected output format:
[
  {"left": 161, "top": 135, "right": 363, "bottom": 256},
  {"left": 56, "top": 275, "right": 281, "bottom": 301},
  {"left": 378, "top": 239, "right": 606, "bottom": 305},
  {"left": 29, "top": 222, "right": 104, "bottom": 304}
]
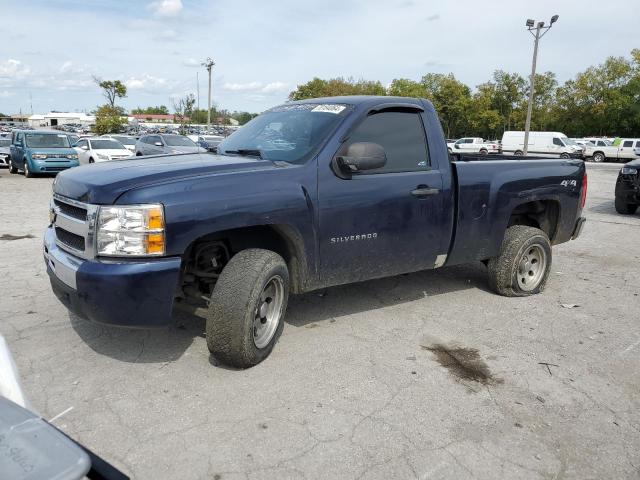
[{"left": 222, "top": 149, "right": 263, "bottom": 159}]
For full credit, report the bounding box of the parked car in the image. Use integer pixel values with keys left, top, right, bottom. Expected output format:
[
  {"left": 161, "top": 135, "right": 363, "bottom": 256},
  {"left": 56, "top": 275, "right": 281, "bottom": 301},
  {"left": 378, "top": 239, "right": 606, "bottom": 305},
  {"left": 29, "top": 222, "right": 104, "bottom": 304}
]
[
  {"left": 583, "top": 138, "right": 612, "bottom": 148},
  {"left": 9, "top": 130, "right": 79, "bottom": 177},
  {"left": 196, "top": 135, "right": 225, "bottom": 152},
  {"left": 45, "top": 96, "right": 587, "bottom": 368},
  {"left": 501, "top": 131, "right": 584, "bottom": 158},
  {"left": 74, "top": 137, "right": 132, "bottom": 164},
  {"left": 614, "top": 159, "right": 640, "bottom": 214},
  {"left": 584, "top": 138, "right": 640, "bottom": 163},
  {"left": 0, "top": 138, "right": 10, "bottom": 168},
  {"left": 135, "top": 134, "right": 206, "bottom": 156},
  {"left": 447, "top": 137, "right": 500, "bottom": 155},
  {"left": 101, "top": 134, "right": 137, "bottom": 152}
]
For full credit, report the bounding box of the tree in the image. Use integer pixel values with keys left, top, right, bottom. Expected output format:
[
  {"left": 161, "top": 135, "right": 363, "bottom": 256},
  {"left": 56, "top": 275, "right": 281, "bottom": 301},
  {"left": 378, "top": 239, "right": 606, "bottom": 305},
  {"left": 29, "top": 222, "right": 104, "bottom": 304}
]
[
  {"left": 94, "top": 105, "right": 126, "bottom": 135},
  {"left": 288, "top": 77, "right": 385, "bottom": 100},
  {"left": 231, "top": 111, "right": 258, "bottom": 125},
  {"left": 93, "top": 77, "right": 127, "bottom": 107},
  {"left": 173, "top": 94, "right": 196, "bottom": 133},
  {"left": 131, "top": 105, "right": 169, "bottom": 115}
]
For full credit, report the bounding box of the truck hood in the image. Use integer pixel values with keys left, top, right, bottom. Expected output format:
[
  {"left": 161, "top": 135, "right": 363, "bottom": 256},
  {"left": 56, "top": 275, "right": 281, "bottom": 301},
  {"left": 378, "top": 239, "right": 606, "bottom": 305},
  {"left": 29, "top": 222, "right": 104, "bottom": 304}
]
[{"left": 53, "top": 153, "right": 281, "bottom": 204}]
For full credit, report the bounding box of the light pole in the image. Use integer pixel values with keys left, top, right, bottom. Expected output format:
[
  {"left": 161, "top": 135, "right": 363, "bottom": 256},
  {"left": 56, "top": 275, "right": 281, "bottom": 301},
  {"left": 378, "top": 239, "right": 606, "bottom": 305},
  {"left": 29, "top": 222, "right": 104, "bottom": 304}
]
[
  {"left": 201, "top": 57, "right": 215, "bottom": 132},
  {"left": 523, "top": 15, "right": 558, "bottom": 156}
]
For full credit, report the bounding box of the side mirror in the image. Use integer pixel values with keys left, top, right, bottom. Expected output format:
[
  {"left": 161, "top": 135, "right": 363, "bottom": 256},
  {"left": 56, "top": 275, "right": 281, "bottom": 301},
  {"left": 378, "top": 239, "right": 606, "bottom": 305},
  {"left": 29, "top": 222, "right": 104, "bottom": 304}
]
[
  {"left": 154, "top": 141, "right": 163, "bottom": 147},
  {"left": 337, "top": 142, "right": 387, "bottom": 174}
]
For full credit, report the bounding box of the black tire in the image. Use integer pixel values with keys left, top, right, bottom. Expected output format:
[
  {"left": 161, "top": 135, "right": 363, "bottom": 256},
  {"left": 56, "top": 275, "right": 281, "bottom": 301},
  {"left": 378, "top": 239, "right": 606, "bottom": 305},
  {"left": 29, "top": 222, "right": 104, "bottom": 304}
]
[
  {"left": 23, "top": 159, "right": 34, "bottom": 178},
  {"left": 206, "top": 249, "right": 289, "bottom": 368},
  {"left": 487, "top": 225, "right": 552, "bottom": 297},
  {"left": 89, "top": 158, "right": 94, "bottom": 164},
  {"left": 479, "top": 149, "right": 488, "bottom": 155},
  {"left": 592, "top": 152, "right": 605, "bottom": 163},
  {"left": 560, "top": 153, "right": 570, "bottom": 159},
  {"left": 9, "top": 159, "right": 18, "bottom": 174},
  {"left": 514, "top": 150, "right": 523, "bottom": 156},
  {"left": 615, "top": 196, "right": 638, "bottom": 215},
  {"left": 136, "top": 152, "right": 143, "bottom": 156}
]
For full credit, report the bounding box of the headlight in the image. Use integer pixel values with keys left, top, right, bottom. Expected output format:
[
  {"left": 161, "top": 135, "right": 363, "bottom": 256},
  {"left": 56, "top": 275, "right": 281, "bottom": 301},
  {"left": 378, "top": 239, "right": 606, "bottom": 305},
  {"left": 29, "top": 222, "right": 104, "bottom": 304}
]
[
  {"left": 66, "top": 154, "right": 78, "bottom": 159},
  {"left": 621, "top": 167, "right": 637, "bottom": 175},
  {"left": 32, "top": 154, "right": 48, "bottom": 159},
  {"left": 96, "top": 153, "right": 109, "bottom": 160},
  {"left": 97, "top": 204, "right": 165, "bottom": 256}
]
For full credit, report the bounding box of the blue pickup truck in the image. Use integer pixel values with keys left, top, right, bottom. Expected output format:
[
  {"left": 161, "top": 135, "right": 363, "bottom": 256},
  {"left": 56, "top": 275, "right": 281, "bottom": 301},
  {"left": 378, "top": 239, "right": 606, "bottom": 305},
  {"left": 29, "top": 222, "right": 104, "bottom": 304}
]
[
  {"left": 9, "top": 130, "right": 79, "bottom": 176},
  {"left": 44, "top": 96, "right": 587, "bottom": 367}
]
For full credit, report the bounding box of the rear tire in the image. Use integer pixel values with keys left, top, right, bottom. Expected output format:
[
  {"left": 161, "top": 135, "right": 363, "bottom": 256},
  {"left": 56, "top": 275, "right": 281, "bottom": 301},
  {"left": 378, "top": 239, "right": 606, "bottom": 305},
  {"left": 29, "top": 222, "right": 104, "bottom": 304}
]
[
  {"left": 89, "top": 158, "right": 94, "bottom": 164},
  {"left": 479, "top": 149, "right": 488, "bottom": 155},
  {"left": 487, "top": 225, "right": 552, "bottom": 297},
  {"left": 9, "top": 159, "right": 18, "bottom": 174},
  {"left": 514, "top": 150, "right": 523, "bottom": 156},
  {"left": 615, "top": 196, "right": 638, "bottom": 215},
  {"left": 206, "top": 249, "right": 289, "bottom": 368}
]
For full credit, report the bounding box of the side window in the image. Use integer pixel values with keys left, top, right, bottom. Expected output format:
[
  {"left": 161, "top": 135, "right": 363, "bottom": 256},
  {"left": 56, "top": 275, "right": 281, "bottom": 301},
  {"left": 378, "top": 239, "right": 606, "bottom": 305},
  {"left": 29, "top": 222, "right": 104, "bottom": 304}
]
[
  {"left": 553, "top": 137, "right": 564, "bottom": 146},
  {"left": 622, "top": 140, "right": 633, "bottom": 147},
  {"left": 343, "top": 111, "right": 430, "bottom": 174},
  {"left": 150, "top": 136, "right": 162, "bottom": 145},
  {"left": 77, "top": 140, "right": 87, "bottom": 148},
  {"left": 464, "top": 138, "right": 474, "bottom": 144},
  {"left": 635, "top": 141, "right": 640, "bottom": 148},
  {"left": 17, "top": 133, "right": 24, "bottom": 145}
]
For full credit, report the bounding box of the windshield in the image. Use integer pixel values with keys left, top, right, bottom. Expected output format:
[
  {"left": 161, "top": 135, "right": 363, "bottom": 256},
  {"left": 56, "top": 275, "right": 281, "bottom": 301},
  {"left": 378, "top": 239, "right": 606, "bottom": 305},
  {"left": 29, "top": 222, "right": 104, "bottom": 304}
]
[
  {"left": 0, "top": 139, "right": 10, "bottom": 147},
  {"left": 164, "top": 135, "right": 196, "bottom": 147},
  {"left": 218, "top": 103, "right": 351, "bottom": 164},
  {"left": 91, "top": 139, "right": 125, "bottom": 150},
  {"left": 562, "top": 137, "right": 577, "bottom": 146},
  {"left": 25, "top": 133, "right": 70, "bottom": 148},
  {"left": 111, "top": 136, "right": 134, "bottom": 144}
]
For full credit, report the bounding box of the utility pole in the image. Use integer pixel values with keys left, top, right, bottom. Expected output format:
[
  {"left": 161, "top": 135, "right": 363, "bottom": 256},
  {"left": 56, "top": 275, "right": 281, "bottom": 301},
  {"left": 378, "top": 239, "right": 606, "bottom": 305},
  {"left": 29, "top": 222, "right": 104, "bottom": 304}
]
[
  {"left": 201, "top": 57, "right": 215, "bottom": 133},
  {"left": 523, "top": 15, "right": 558, "bottom": 156}
]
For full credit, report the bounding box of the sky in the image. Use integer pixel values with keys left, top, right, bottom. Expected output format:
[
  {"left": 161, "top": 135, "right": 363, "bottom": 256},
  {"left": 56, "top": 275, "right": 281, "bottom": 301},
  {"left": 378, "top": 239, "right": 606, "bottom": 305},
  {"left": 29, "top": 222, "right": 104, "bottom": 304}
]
[{"left": 0, "top": 0, "right": 637, "bottom": 115}]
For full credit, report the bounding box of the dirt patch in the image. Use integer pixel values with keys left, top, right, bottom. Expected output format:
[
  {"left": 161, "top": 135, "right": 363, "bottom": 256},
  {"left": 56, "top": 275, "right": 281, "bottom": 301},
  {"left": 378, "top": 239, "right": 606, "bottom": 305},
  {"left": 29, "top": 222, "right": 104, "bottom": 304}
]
[
  {"left": 0, "top": 233, "right": 35, "bottom": 241},
  {"left": 421, "top": 343, "right": 502, "bottom": 385}
]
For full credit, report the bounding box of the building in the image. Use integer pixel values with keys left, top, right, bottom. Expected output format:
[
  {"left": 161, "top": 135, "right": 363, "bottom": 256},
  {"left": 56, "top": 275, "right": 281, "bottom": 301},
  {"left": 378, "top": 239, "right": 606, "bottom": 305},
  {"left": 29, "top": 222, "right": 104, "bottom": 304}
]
[
  {"left": 27, "top": 112, "right": 95, "bottom": 128},
  {"left": 0, "top": 114, "right": 29, "bottom": 126},
  {"left": 130, "top": 114, "right": 188, "bottom": 124}
]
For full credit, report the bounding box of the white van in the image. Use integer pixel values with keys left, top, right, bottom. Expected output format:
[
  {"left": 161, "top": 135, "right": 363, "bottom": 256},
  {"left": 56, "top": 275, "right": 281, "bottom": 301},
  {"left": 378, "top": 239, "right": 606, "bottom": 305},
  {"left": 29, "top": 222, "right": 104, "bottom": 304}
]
[{"left": 501, "top": 131, "right": 585, "bottom": 158}]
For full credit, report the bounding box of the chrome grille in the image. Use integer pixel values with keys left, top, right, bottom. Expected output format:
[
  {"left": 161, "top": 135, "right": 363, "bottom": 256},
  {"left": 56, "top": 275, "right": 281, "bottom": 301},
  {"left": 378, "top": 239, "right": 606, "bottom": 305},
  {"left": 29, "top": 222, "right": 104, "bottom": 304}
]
[{"left": 51, "top": 194, "right": 99, "bottom": 259}]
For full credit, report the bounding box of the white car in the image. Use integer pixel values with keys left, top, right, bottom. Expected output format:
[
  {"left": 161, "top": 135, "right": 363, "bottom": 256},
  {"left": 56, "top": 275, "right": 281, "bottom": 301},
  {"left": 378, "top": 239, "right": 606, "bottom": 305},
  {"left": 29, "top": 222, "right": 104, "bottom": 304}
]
[
  {"left": 447, "top": 137, "right": 500, "bottom": 155},
  {"left": 101, "top": 135, "right": 137, "bottom": 152},
  {"left": 73, "top": 137, "right": 132, "bottom": 164}
]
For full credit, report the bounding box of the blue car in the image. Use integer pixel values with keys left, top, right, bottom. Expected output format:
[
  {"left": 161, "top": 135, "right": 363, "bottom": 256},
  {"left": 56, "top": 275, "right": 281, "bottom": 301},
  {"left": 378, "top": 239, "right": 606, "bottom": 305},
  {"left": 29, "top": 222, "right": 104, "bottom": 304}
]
[{"left": 9, "top": 130, "right": 79, "bottom": 177}]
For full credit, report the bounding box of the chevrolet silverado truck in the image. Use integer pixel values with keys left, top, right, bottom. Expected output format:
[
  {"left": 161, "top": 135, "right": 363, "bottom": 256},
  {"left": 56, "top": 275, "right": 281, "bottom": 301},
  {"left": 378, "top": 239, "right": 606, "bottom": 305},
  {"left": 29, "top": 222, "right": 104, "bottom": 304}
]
[{"left": 44, "top": 96, "right": 587, "bottom": 368}]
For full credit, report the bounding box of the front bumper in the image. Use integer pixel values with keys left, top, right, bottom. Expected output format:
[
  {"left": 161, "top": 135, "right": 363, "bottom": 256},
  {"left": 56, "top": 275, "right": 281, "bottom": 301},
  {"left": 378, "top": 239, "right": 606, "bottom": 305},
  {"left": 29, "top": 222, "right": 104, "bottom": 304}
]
[
  {"left": 615, "top": 175, "right": 640, "bottom": 202},
  {"left": 0, "top": 154, "right": 9, "bottom": 166},
  {"left": 44, "top": 226, "right": 182, "bottom": 327},
  {"left": 31, "top": 158, "right": 79, "bottom": 172}
]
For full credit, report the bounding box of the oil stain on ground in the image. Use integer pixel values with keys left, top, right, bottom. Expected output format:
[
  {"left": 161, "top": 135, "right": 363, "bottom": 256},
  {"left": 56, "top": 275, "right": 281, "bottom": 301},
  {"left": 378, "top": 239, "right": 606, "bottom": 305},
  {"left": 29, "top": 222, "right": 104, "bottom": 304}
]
[
  {"left": 0, "top": 233, "right": 35, "bottom": 241},
  {"left": 421, "top": 343, "right": 503, "bottom": 385}
]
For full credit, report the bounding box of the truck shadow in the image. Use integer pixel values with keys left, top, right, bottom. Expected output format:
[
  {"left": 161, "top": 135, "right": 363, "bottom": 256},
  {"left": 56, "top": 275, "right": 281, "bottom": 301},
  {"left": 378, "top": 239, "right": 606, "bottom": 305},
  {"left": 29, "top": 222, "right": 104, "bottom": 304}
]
[{"left": 69, "top": 262, "right": 490, "bottom": 364}]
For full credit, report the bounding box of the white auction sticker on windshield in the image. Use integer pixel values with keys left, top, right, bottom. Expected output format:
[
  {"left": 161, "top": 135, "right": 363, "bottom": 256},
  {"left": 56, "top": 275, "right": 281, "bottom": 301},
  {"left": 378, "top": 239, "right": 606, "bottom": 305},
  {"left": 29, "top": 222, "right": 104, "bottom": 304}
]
[{"left": 311, "top": 104, "right": 346, "bottom": 114}]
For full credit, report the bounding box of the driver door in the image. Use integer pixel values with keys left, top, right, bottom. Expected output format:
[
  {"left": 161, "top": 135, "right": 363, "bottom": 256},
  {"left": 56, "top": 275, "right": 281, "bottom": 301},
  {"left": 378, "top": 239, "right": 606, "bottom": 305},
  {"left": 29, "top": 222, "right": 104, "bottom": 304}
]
[{"left": 318, "top": 109, "right": 446, "bottom": 286}]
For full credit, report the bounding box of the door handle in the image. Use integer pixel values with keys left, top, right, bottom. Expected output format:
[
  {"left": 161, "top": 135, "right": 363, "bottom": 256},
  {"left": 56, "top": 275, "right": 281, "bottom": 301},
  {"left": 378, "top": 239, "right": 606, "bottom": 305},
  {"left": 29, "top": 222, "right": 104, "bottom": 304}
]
[{"left": 411, "top": 186, "right": 440, "bottom": 197}]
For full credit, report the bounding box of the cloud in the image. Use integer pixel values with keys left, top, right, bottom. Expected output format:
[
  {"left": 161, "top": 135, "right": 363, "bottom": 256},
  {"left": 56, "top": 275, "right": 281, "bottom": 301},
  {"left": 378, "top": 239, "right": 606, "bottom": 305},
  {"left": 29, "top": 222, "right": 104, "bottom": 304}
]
[
  {"left": 0, "top": 90, "right": 15, "bottom": 98},
  {"left": 222, "top": 81, "right": 289, "bottom": 94},
  {"left": 182, "top": 58, "right": 200, "bottom": 67},
  {"left": 125, "top": 74, "right": 170, "bottom": 91},
  {"left": 147, "top": 0, "right": 183, "bottom": 18},
  {"left": 426, "top": 14, "right": 440, "bottom": 21},
  {"left": 0, "top": 59, "right": 31, "bottom": 79},
  {"left": 155, "top": 28, "right": 177, "bottom": 41}
]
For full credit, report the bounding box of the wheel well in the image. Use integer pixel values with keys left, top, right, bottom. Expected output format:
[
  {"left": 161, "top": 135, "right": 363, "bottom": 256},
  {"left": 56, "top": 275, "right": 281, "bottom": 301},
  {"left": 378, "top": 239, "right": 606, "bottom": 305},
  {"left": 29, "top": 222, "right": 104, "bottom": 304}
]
[
  {"left": 507, "top": 200, "right": 560, "bottom": 241},
  {"left": 178, "top": 225, "right": 307, "bottom": 303}
]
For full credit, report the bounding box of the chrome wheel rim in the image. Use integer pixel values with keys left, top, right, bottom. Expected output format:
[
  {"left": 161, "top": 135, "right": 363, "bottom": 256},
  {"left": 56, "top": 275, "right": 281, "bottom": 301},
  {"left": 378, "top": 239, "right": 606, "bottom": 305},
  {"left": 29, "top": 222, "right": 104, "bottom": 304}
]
[
  {"left": 594, "top": 154, "right": 603, "bottom": 162},
  {"left": 24, "top": 162, "right": 29, "bottom": 175},
  {"left": 253, "top": 276, "right": 284, "bottom": 349},
  {"left": 517, "top": 244, "right": 547, "bottom": 291}
]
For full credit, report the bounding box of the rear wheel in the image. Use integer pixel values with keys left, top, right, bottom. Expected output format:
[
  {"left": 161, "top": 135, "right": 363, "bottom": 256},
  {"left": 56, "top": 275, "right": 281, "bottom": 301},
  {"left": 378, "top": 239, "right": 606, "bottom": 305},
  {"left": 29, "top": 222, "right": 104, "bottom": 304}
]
[
  {"left": 615, "top": 196, "right": 638, "bottom": 215},
  {"left": 592, "top": 152, "right": 605, "bottom": 163},
  {"left": 479, "top": 149, "right": 488, "bottom": 155},
  {"left": 9, "top": 159, "right": 17, "bottom": 174},
  {"left": 89, "top": 158, "right": 95, "bottom": 164},
  {"left": 514, "top": 150, "right": 523, "bottom": 156},
  {"left": 487, "top": 225, "right": 552, "bottom": 297},
  {"left": 206, "top": 249, "right": 289, "bottom": 368}
]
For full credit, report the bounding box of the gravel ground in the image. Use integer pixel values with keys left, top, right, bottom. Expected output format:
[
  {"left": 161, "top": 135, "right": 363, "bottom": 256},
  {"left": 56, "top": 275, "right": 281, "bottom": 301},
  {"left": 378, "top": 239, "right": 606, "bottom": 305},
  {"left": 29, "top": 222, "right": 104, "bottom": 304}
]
[{"left": 0, "top": 162, "right": 638, "bottom": 480}]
